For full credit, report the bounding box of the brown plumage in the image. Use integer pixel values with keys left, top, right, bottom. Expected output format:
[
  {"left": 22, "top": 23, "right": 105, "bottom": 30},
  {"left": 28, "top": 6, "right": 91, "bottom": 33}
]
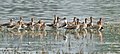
[
  {"left": 97, "top": 18, "right": 102, "bottom": 25},
  {"left": 67, "top": 17, "right": 77, "bottom": 26},
  {"left": 34, "top": 20, "right": 46, "bottom": 31},
  {"left": 64, "top": 18, "right": 80, "bottom": 30},
  {"left": 25, "top": 17, "right": 35, "bottom": 27},
  {"left": 79, "top": 18, "right": 87, "bottom": 29},
  {"left": 75, "top": 18, "right": 81, "bottom": 25},
  {"left": 92, "top": 18, "right": 103, "bottom": 31},
  {"left": 87, "top": 17, "right": 93, "bottom": 27}
]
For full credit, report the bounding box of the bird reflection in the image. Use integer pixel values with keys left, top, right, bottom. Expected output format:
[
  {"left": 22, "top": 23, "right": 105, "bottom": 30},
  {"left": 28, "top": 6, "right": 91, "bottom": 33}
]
[
  {"left": 0, "top": 26, "right": 104, "bottom": 54},
  {"left": 97, "top": 31, "right": 103, "bottom": 44},
  {"left": 73, "top": 29, "right": 88, "bottom": 40}
]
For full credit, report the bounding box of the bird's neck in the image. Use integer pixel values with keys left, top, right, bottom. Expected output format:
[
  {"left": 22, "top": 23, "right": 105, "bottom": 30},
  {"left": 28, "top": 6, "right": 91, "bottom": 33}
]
[{"left": 85, "top": 19, "right": 87, "bottom": 23}]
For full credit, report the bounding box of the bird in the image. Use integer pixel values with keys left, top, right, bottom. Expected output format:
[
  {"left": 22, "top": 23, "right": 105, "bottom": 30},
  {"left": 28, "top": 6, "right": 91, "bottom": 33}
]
[
  {"left": 91, "top": 18, "right": 104, "bottom": 31},
  {"left": 75, "top": 18, "right": 81, "bottom": 25},
  {"left": 72, "top": 17, "right": 77, "bottom": 25},
  {"left": 1, "top": 18, "right": 14, "bottom": 27},
  {"left": 87, "top": 17, "right": 93, "bottom": 27},
  {"left": 62, "top": 18, "right": 81, "bottom": 30},
  {"left": 67, "top": 17, "right": 77, "bottom": 26},
  {"left": 19, "top": 16, "right": 23, "bottom": 22},
  {"left": 58, "top": 17, "right": 67, "bottom": 28},
  {"left": 64, "top": 18, "right": 80, "bottom": 30},
  {"left": 18, "top": 16, "right": 27, "bottom": 28},
  {"left": 47, "top": 15, "right": 57, "bottom": 26},
  {"left": 79, "top": 18, "right": 88, "bottom": 30},
  {"left": 25, "top": 17, "right": 36, "bottom": 31},
  {"left": 12, "top": 21, "right": 24, "bottom": 32},
  {"left": 34, "top": 20, "right": 46, "bottom": 31},
  {"left": 97, "top": 18, "right": 103, "bottom": 30},
  {"left": 47, "top": 17, "right": 61, "bottom": 29}
]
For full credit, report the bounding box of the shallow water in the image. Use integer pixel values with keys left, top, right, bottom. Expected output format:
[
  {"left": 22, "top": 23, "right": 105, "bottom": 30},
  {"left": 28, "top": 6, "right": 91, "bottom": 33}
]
[{"left": 0, "top": 0, "right": 120, "bottom": 54}]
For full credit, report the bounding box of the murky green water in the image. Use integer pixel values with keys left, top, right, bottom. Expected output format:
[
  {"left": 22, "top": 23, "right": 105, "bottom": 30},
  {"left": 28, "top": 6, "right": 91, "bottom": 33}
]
[{"left": 0, "top": 0, "right": 120, "bottom": 54}]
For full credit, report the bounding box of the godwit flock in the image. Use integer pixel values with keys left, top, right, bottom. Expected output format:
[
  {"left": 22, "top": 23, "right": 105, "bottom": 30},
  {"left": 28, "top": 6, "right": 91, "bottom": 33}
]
[{"left": 0, "top": 15, "right": 104, "bottom": 32}]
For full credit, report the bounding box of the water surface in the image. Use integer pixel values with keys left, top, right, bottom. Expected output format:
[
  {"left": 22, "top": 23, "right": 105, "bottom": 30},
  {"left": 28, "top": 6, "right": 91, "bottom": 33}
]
[{"left": 0, "top": 0, "right": 120, "bottom": 54}]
